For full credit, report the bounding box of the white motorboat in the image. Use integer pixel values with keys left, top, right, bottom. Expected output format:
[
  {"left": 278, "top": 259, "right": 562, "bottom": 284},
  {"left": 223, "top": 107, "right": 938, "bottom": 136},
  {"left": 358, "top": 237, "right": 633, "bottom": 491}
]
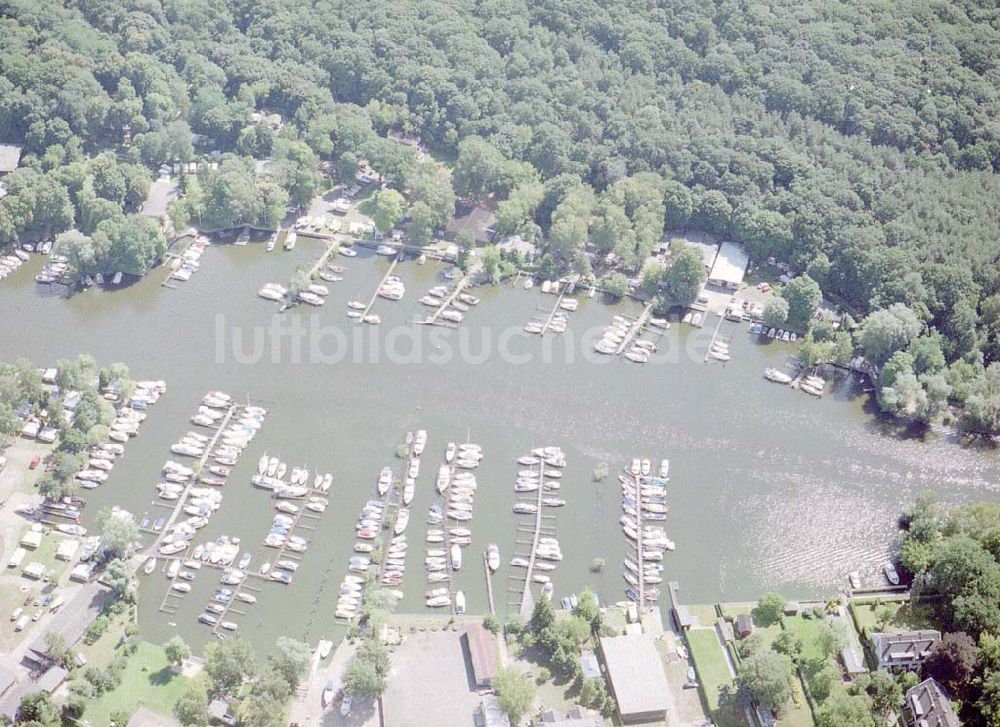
[
  {"left": 394, "top": 508, "right": 410, "bottom": 535},
  {"left": 450, "top": 543, "right": 462, "bottom": 570},
  {"left": 378, "top": 466, "right": 392, "bottom": 495},
  {"left": 436, "top": 465, "right": 450, "bottom": 493},
  {"left": 487, "top": 543, "right": 500, "bottom": 572}
]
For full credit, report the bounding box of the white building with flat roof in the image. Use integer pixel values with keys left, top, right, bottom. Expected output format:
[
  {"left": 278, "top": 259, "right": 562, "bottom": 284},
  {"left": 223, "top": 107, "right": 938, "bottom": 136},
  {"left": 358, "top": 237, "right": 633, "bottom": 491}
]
[{"left": 708, "top": 241, "right": 749, "bottom": 290}]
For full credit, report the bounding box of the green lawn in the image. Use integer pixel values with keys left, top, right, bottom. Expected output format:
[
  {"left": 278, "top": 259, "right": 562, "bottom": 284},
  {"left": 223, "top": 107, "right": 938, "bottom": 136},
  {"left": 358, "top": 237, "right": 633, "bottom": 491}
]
[
  {"left": 752, "top": 619, "right": 815, "bottom": 727},
  {"left": 688, "top": 604, "right": 720, "bottom": 627},
  {"left": 686, "top": 628, "right": 744, "bottom": 727},
  {"left": 852, "top": 600, "right": 937, "bottom": 637},
  {"left": 783, "top": 616, "right": 850, "bottom": 704},
  {"left": 77, "top": 614, "right": 129, "bottom": 667},
  {"left": 82, "top": 642, "right": 190, "bottom": 725},
  {"left": 19, "top": 529, "right": 73, "bottom": 582}
]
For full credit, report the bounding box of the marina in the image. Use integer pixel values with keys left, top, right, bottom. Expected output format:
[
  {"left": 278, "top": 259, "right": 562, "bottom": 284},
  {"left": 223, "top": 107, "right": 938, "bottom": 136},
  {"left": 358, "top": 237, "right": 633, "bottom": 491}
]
[{"left": 0, "top": 246, "right": 987, "bottom": 651}]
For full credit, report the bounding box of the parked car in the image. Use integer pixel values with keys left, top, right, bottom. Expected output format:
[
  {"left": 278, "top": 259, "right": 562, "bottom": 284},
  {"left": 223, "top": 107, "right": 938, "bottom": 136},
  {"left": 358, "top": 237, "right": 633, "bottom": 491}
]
[{"left": 29, "top": 455, "right": 40, "bottom": 470}]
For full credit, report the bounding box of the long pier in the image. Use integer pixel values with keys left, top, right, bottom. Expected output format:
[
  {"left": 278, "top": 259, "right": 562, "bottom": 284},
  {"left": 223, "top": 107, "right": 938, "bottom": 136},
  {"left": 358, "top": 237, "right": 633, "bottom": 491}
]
[
  {"left": 306, "top": 235, "right": 342, "bottom": 278},
  {"left": 704, "top": 310, "right": 735, "bottom": 363},
  {"left": 148, "top": 404, "right": 237, "bottom": 556},
  {"left": 424, "top": 277, "right": 470, "bottom": 326},
  {"left": 483, "top": 550, "right": 496, "bottom": 617},
  {"left": 518, "top": 459, "right": 547, "bottom": 619},
  {"left": 632, "top": 472, "right": 645, "bottom": 606},
  {"left": 538, "top": 289, "right": 567, "bottom": 335},
  {"left": 375, "top": 436, "right": 413, "bottom": 591},
  {"left": 358, "top": 255, "right": 401, "bottom": 323},
  {"left": 615, "top": 303, "right": 654, "bottom": 355}
]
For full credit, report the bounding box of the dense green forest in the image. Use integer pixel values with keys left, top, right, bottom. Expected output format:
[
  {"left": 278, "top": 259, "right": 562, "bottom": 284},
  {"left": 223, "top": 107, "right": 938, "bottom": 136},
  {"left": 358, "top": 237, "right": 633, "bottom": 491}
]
[
  {"left": 898, "top": 494, "right": 1000, "bottom": 725},
  {"left": 1, "top": 0, "right": 1000, "bottom": 428}
]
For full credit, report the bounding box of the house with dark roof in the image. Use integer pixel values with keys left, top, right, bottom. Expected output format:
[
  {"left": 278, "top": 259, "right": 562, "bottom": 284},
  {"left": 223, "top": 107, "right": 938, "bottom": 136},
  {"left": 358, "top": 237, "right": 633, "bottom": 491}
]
[
  {"left": 735, "top": 613, "right": 754, "bottom": 638},
  {"left": 463, "top": 623, "right": 498, "bottom": 688},
  {"left": 446, "top": 204, "right": 496, "bottom": 244},
  {"left": 905, "top": 678, "right": 960, "bottom": 727},
  {"left": 871, "top": 630, "right": 940, "bottom": 672}
]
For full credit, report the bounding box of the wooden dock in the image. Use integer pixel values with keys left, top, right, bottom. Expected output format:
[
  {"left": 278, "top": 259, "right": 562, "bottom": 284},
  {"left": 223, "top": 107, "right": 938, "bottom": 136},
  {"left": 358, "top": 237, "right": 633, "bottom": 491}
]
[
  {"left": 358, "top": 255, "right": 401, "bottom": 323},
  {"left": 632, "top": 472, "right": 645, "bottom": 606},
  {"left": 518, "top": 459, "right": 547, "bottom": 620},
  {"left": 615, "top": 303, "right": 654, "bottom": 355},
  {"left": 424, "top": 276, "right": 470, "bottom": 326},
  {"left": 147, "top": 404, "right": 237, "bottom": 556},
  {"left": 484, "top": 550, "right": 496, "bottom": 617},
  {"left": 704, "top": 310, "right": 728, "bottom": 363},
  {"left": 538, "top": 289, "right": 567, "bottom": 335},
  {"left": 374, "top": 435, "right": 415, "bottom": 592},
  {"left": 306, "top": 235, "right": 342, "bottom": 278}
]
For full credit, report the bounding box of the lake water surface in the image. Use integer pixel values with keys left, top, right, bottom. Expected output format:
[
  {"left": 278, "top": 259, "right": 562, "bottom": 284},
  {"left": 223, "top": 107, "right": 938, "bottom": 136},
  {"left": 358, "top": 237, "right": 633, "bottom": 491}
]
[{"left": 1, "top": 240, "right": 997, "bottom": 651}]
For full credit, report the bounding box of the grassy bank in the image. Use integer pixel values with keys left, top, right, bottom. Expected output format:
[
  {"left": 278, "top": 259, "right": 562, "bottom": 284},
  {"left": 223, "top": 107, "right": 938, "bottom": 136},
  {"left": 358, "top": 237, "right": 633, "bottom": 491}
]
[
  {"left": 686, "top": 628, "right": 743, "bottom": 727},
  {"left": 82, "top": 642, "right": 189, "bottom": 725}
]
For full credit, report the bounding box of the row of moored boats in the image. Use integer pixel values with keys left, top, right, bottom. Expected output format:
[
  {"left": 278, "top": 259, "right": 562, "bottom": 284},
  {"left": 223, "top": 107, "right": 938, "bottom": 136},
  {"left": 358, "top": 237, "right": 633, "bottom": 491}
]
[
  {"left": 170, "top": 237, "right": 208, "bottom": 283},
  {"left": 74, "top": 380, "right": 167, "bottom": 492},
  {"left": 510, "top": 446, "right": 567, "bottom": 601},
  {"left": 620, "top": 457, "right": 674, "bottom": 605},
  {"left": 419, "top": 284, "right": 479, "bottom": 325},
  {"left": 749, "top": 322, "right": 798, "bottom": 342},
  {"left": 423, "top": 437, "right": 483, "bottom": 612}
]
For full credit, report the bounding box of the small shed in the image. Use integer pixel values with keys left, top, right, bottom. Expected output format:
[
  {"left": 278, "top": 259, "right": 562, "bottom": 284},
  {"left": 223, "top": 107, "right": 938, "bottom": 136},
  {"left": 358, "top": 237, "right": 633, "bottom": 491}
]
[
  {"left": 21, "top": 420, "right": 40, "bottom": 439},
  {"left": 672, "top": 604, "right": 694, "bottom": 630},
  {"left": 735, "top": 613, "right": 754, "bottom": 638},
  {"left": 840, "top": 646, "right": 867, "bottom": 676},
  {"left": 208, "top": 698, "right": 237, "bottom": 725},
  {"left": 464, "top": 623, "right": 498, "bottom": 688}
]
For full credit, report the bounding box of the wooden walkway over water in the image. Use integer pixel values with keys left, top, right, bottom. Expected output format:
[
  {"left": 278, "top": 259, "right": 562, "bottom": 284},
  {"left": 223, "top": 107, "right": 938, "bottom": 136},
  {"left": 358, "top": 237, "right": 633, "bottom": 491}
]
[
  {"left": 424, "top": 276, "right": 470, "bottom": 326},
  {"left": 538, "top": 290, "right": 567, "bottom": 335},
  {"left": 306, "top": 235, "right": 343, "bottom": 278},
  {"left": 615, "top": 303, "right": 654, "bottom": 355},
  {"left": 358, "top": 255, "right": 401, "bottom": 323},
  {"left": 517, "top": 459, "right": 549, "bottom": 619},
  {"left": 147, "top": 404, "right": 237, "bottom": 557}
]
